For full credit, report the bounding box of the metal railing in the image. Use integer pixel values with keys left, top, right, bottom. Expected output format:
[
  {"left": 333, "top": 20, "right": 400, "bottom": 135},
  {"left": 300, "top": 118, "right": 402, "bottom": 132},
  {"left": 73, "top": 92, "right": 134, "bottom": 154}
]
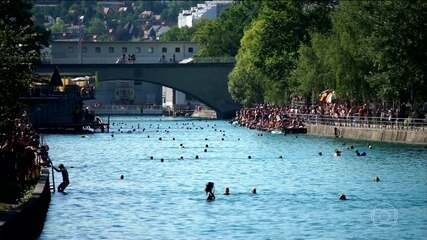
[{"left": 296, "top": 113, "right": 426, "bottom": 131}]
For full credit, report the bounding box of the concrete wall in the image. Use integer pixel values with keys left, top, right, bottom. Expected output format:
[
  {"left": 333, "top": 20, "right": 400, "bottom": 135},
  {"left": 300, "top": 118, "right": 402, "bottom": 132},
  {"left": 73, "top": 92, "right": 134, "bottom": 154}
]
[
  {"left": 0, "top": 168, "right": 51, "bottom": 239},
  {"left": 306, "top": 124, "right": 427, "bottom": 145},
  {"left": 51, "top": 41, "right": 198, "bottom": 64}
]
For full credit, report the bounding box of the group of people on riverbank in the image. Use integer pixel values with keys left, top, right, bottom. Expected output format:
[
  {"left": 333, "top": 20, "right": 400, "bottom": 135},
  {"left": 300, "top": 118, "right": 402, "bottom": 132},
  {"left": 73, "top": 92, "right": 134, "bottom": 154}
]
[
  {"left": 234, "top": 104, "right": 305, "bottom": 131},
  {"left": 234, "top": 102, "right": 424, "bottom": 131},
  {"left": 0, "top": 113, "right": 70, "bottom": 199}
]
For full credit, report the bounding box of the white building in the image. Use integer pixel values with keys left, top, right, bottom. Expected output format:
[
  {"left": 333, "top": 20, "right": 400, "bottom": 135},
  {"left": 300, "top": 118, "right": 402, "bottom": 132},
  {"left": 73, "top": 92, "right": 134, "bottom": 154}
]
[
  {"left": 171, "top": 1, "right": 232, "bottom": 109},
  {"left": 178, "top": 1, "right": 232, "bottom": 28}
]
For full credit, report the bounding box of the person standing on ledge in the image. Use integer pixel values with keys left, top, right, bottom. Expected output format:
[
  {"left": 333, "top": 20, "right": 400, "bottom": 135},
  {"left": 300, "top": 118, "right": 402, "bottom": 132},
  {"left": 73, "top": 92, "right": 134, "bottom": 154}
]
[{"left": 53, "top": 164, "right": 70, "bottom": 192}]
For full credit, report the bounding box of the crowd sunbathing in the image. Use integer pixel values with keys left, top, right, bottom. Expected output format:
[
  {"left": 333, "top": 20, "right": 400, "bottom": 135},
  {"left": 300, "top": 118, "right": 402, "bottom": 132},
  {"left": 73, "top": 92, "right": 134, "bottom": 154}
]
[{"left": 234, "top": 102, "right": 423, "bottom": 132}]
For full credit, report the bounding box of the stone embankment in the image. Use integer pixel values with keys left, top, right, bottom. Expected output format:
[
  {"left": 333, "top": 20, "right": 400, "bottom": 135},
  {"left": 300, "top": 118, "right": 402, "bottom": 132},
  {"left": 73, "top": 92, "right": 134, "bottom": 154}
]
[
  {"left": 0, "top": 168, "right": 51, "bottom": 239},
  {"left": 306, "top": 124, "right": 427, "bottom": 145}
]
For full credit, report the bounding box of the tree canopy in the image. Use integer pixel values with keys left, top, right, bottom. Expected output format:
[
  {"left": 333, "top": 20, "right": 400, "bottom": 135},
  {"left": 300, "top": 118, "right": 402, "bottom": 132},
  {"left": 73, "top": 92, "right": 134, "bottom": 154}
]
[
  {"left": 228, "top": 0, "right": 426, "bottom": 108},
  {"left": 0, "top": 0, "right": 49, "bottom": 120}
]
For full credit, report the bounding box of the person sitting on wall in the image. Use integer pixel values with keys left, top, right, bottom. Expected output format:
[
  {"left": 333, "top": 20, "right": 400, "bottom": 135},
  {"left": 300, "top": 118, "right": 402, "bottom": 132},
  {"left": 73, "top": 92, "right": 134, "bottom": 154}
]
[{"left": 53, "top": 163, "right": 70, "bottom": 192}]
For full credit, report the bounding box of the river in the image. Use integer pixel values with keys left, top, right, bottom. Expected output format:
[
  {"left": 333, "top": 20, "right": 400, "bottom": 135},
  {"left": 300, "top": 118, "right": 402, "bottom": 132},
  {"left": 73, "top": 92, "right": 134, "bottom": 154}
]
[{"left": 39, "top": 116, "right": 427, "bottom": 240}]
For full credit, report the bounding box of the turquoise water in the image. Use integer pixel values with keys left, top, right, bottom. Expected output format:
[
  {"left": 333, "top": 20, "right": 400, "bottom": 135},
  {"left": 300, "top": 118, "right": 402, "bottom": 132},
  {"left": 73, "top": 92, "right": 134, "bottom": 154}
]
[{"left": 39, "top": 116, "right": 427, "bottom": 240}]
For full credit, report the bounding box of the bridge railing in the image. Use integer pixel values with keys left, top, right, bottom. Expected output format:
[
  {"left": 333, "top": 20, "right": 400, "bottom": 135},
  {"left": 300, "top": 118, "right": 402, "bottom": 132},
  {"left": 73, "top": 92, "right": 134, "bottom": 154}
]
[
  {"left": 296, "top": 113, "right": 426, "bottom": 131},
  {"left": 192, "top": 57, "right": 235, "bottom": 63}
]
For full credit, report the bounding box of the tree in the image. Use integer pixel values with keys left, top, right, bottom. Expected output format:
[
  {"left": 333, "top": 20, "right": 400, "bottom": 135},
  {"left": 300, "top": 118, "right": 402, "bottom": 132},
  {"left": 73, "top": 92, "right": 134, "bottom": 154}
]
[
  {"left": 50, "top": 17, "right": 65, "bottom": 33},
  {"left": 0, "top": 0, "right": 49, "bottom": 120},
  {"left": 159, "top": 26, "right": 197, "bottom": 42},
  {"left": 228, "top": 0, "right": 334, "bottom": 105},
  {"left": 228, "top": 20, "right": 266, "bottom": 106},
  {"left": 86, "top": 17, "right": 106, "bottom": 36},
  {"left": 193, "top": 1, "right": 261, "bottom": 57}
]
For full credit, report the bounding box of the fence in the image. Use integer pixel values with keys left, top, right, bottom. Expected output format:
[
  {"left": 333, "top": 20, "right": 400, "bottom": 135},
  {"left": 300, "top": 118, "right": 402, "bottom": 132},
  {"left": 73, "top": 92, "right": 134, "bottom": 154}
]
[{"left": 297, "top": 114, "right": 426, "bottom": 131}]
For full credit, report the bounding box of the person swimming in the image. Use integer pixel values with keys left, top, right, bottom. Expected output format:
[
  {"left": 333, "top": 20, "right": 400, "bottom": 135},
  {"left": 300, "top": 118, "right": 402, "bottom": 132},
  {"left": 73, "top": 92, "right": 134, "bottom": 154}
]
[
  {"left": 252, "top": 188, "right": 257, "bottom": 194},
  {"left": 120, "top": 175, "right": 124, "bottom": 180},
  {"left": 339, "top": 193, "right": 347, "bottom": 200},
  {"left": 334, "top": 149, "right": 342, "bottom": 156},
  {"left": 374, "top": 176, "right": 380, "bottom": 182},
  {"left": 205, "top": 182, "right": 215, "bottom": 201},
  {"left": 355, "top": 150, "right": 367, "bottom": 156},
  {"left": 224, "top": 187, "right": 230, "bottom": 195},
  {"left": 195, "top": 155, "right": 199, "bottom": 159},
  {"left": 318, "top": 152, "right": 323, "bottom": 156},
  {"left": 248, "top": 155, "right": 252, "bottom": 159}
]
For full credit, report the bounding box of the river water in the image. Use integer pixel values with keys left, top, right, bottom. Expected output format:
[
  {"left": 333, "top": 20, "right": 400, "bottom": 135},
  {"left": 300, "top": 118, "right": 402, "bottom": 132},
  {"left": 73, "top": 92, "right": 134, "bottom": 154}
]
[{"left": 39, "top": 116, "right": 427, "bottom": 240}]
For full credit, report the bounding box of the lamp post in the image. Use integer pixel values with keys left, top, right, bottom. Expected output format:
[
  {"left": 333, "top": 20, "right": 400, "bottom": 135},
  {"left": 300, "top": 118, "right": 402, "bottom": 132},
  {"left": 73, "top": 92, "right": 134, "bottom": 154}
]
[{"left": 78, "top": 15, "right": 84, "bottom": 64}]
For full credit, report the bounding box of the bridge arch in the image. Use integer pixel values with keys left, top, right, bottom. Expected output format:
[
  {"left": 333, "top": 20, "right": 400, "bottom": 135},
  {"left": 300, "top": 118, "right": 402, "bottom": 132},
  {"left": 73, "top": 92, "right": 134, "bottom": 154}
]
[
  {"left": 100, "top": 77, "right": 221, "bottom": 114},
  {"left": 35, "top": 63, "right": 240, "bottom": 118}
]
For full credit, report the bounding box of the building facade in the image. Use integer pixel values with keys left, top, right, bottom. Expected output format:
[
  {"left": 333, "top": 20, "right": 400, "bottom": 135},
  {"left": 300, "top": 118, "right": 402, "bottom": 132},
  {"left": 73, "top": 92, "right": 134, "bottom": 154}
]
[
  {"left": 178, "top": 1, "right": 232, "bottom": 28},
  {"left": 50, "top": 40, "right": 198, "bottom": 64}
]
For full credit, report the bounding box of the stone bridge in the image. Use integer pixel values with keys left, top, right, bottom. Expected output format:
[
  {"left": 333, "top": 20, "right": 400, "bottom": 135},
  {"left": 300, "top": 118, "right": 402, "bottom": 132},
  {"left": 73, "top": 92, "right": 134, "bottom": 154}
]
[{"left": 35, "top": 63, "right": 240, "bottom": 118}]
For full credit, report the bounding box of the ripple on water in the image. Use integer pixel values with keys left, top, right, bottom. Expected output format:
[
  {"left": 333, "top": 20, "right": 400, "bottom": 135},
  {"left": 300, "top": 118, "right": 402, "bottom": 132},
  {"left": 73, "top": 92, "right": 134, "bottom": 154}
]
[{"left": 39, "top": 117, "right": 427, "bottom": 240}]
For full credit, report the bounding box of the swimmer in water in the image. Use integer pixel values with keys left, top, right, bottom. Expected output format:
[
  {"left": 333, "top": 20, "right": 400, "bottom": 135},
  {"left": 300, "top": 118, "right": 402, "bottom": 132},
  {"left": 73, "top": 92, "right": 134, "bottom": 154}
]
[
  {"left": 252, "top": 188, "right": 257, "bottom": 194},
  {"left": 334, "top": 149, "right": 342, "bottom": 156},
  {"left": 339, "top": 193, "right": 347, "bottom": 200},
  {"left": 374, "top": 176, "right": 380, "bottom": 182},
  {"left": 120, "top": 175, "right": 124, "bottom": 180},
  {"left": 205, "top": 182, "right": 215, "bottom": 201},
  {"left": 318, "top": 152, "right": 322, "bottom": 156},
  {"left": 224, "top": 187, "right": 230, "bottom": 195}
]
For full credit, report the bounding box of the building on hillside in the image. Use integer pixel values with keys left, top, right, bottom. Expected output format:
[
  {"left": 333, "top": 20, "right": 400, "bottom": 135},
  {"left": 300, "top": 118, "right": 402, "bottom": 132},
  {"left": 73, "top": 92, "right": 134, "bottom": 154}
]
[{"left": 178, "top": 1, "right": 232, "bottom": 28}]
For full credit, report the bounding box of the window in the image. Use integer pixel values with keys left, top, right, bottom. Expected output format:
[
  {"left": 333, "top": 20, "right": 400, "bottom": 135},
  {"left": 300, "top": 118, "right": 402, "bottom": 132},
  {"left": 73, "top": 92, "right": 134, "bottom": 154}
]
[
  {"left": 188, "top": 47, "right": 194, "bottom": 53},
  {"left": 162, "top": 47, "right": 167, "bottom": 53},
  {"left": 95, "top": 47, "right": 101, "bottom": 53},
  {"left": 82, "top": 46, "right": 87, "bottom": 53},
  {"left": 109, "top": 47, "right": 114, "bottom": 53},
  {"left": 148, "top": 47, "right": 154, "bottom": 53},
  {"left": 136, "top": 47, "right": 141, "bottom": 53},
  {"left": 68, "top": 46, "right": 73, "bottom": 53},
  {"left": 122, "top": 47, "right": 127, "bottom": 53},
  {"left": 175, "top": 47, "right": 181, "bottom": 53}
]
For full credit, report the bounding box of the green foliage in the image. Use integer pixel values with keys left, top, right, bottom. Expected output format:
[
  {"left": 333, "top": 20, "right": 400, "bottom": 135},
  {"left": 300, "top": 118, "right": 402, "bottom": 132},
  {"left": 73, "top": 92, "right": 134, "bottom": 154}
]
[
  {"left": 49, "top": 17, "right": 65, "bottom": 33},
  {"left": 228, "top": 20, "right": 266, "bottom": 106},
  {"left": 160, "top": 26, "right": 197, "bottom": 42},
  {"left": 291, "top": 0, "right": 426, "bottom": 104},
  {"left": 193, "top": 1, "right": 261, "bottom": 57},
  {"left": 0, "top": 0, "right": 49, "bottom": 120},
  {"left": 229, "top": 0, "right": 334, "bottom": 105},
  {"left": 85, "top": 17, "right": 106, "bottom": 36}
]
